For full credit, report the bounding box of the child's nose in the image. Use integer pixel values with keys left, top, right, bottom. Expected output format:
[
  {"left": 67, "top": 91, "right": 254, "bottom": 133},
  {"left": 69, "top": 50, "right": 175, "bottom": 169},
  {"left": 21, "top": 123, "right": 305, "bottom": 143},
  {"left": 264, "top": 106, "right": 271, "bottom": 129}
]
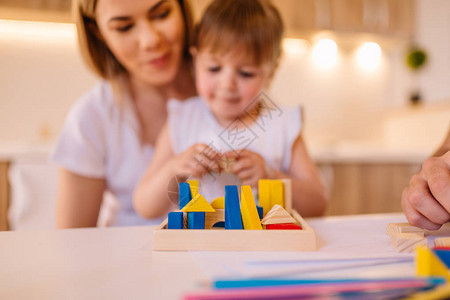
[{"left": 220, "top": 71, "right": 237, "bottom": 91}]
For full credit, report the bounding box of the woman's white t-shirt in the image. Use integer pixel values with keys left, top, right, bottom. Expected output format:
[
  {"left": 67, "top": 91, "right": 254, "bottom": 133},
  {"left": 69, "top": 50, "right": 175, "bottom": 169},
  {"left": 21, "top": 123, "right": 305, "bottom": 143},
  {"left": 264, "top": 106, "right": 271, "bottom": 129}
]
[
  {"left": 52, "top": 81, "right": 162, "bottom": 226},
  {"left": 167, "top": 96, "right": 302, "bottom": 201}
]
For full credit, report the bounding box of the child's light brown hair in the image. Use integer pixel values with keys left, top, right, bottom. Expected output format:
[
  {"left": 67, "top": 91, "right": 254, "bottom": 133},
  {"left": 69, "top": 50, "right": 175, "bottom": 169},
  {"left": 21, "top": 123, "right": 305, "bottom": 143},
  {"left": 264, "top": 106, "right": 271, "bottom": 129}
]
[{"left": 193, "top": 0, "right": 284, "bottom": 66}]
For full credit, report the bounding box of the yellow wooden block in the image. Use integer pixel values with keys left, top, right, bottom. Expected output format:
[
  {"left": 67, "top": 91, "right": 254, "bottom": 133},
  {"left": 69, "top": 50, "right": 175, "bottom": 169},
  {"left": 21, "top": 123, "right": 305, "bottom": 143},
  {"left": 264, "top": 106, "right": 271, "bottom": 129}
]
[
  {"left": 187, "top": 179, "right": 199, "bottom": 197},
  {"left": 181, "top": 194, "right": 215, "bottom": 212},
  {"left": 271, "top": 180, "right": 284, "bottom": 208},
  {"left": 211, "top": 196, "right": 225, "bottom": 209},
  {"left": 240, "top": 186, "right": 263, "bottom": 230},
  {"left": 416, "top": 245, "right": 450, "bottom": 281},
  {"left": 281, "top": 179, "right": 292, "bottom": 213},
  {"left": 258, "top": 179, "right": 271, "bottom": 217}
]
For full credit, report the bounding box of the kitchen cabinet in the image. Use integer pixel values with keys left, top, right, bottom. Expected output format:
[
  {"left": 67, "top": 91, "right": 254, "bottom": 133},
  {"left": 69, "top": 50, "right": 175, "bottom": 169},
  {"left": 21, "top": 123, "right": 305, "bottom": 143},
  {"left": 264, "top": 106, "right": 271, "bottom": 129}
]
[
  {"left": 0, "top": 0, "right": 71, "bottom": 22},
  {"left": 317, "top": 162, "right": 421, "bottom": 216},
  {"left": 0, "top": 0, "right": 414, "bottom": 38},
  {"left": 192, "top": 0, "right": 414, "bottom": 38},
  {"left": 329, "top": 0, "right": 414, "bottom": 37},
  {"left": 0, "top": 162, "right": 10, "bottom": 231},
  {"left": 0, "top": 0, "right": 70, "bottom": 11}
]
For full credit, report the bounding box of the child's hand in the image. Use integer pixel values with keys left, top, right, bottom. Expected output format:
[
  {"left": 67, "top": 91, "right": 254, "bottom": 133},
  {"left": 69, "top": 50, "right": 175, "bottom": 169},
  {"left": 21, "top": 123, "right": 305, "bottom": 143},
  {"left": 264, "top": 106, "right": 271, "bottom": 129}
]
[
  {"left": 224, "top": 150, "right": 270, "bottom": 187},
  {"left": 173, "top": 143, "right": 221, "bottom": 178}
]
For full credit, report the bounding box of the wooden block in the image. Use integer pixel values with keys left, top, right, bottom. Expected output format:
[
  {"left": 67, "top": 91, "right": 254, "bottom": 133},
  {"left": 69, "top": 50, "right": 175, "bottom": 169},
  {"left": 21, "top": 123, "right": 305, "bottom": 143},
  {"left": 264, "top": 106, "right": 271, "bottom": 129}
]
[
  {"left": 434, "top": 249, "right": 450, "bottom": 269},
  {"left": 391, "top": 223, "right": 425, "bottom": 235},
  {"left": 179, "top": 182, "right": 192, "bottom": 209},
  {"left": 188, "top": 212, "right": 205, "bottom": 229},
  {"left": 386, "top": 223, "right": 427, "bottom": 253},
  {"left": 256, "top": 206, "right": 263, "bottom": 219},
  {"left": 271, "top": 180, "right": 284, "bottom": 208},
  {"left": 205, "top": 209, "right": 225, "bottom": 229},
  {"left": 258, "top": 179, "right": 271, "bottom": 217},
  {"left": 168, "top": 211, "right": 183, "bottom": 229},
  {"left": 218, "top": 157, "right": 236, "bottom": 173},
  {"left": 416, "top": 246, "right": 450, "bottom": 280},
  {"left": 266, "top": 223, "right": 302, "bottom": 230},
  {"left": 187, "top": 179, "right": 199, "bottom": 197},
  {"left": 281, "top": 179, "right": 292, "bottom": 213},
  {"left": 240, "top": 186, "right": 263, "bottom": 230},
  {"left": 153, "top": 209, "right": 317, "bottom": 251},
  {"left": 225, "top": 185, "right": 243, "bottom": 230},
  {"left": 261, "top": 204, "right": 297, "bottom": 225},
  {"left": 181, "top": 194, "right": 215, "bottom": 212},
  {"left": 211, "top": 196, "right": 225, "bottom": 209},
  {"left": 435, "top": 238, "right": 450, "bottom": 248}
]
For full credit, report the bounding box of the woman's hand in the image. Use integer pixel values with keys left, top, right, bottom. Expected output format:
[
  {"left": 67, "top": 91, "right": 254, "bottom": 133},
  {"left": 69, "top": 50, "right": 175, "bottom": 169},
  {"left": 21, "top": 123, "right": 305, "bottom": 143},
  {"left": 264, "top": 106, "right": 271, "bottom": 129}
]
[
  {"left": 225, "top": 149, "right": 270, "bottom": 187},
  {"left": 172, "top": 143, "right": 222, "bottom": 178}
]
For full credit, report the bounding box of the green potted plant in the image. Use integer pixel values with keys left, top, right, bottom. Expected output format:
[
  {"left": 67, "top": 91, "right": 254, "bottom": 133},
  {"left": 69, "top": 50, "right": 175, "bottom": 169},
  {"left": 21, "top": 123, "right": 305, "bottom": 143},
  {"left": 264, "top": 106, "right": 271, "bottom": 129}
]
[{"left": 405, "top": 46, "right": 428, "bottom": 105}]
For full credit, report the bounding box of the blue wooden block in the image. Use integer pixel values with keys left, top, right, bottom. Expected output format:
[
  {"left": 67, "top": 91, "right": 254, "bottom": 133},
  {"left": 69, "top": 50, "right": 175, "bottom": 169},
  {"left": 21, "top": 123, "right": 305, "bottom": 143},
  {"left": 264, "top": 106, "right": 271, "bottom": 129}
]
[
  {"left": 256, "top": 206, "right": 263, "bottom": 219},
  {"left": 225, "top": 185, "right": 243, "bottom": 230},
  {"left": 168, "top": 211, "right": 183, "bottom": 229},
  {"left": 188, "top": 212, "right": 205, "bottom": 229},
  {"left": 434, "top": 249, "right": 450, "bottom": 269},
  {"left": 179, "top": 182, "right": 192, "bottom": 209}
]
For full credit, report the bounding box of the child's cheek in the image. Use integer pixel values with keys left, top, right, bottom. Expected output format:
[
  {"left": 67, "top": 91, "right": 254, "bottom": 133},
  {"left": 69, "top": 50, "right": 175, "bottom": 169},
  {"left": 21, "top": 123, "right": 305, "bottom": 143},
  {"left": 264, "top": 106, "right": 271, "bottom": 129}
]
[
  {"left": 196, "top": 70, "right": 210, "bottom": 97},
  {"left": 243, "top": 80, "right": 262, "bottom": 102}
]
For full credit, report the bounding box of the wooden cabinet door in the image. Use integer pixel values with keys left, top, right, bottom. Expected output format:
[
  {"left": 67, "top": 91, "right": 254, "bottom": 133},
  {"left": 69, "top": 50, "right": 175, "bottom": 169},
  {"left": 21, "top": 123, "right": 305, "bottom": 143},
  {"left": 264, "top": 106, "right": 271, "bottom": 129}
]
[{"left": 319, "top": 162, "right": 420, "bottom": 216}]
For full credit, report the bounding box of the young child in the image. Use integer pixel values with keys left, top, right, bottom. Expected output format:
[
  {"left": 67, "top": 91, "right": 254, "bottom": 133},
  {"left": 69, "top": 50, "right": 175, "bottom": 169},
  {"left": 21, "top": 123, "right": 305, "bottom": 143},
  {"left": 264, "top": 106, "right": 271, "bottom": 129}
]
[{"left": 134, "top": 0, "right": 327, "bottom": 219}]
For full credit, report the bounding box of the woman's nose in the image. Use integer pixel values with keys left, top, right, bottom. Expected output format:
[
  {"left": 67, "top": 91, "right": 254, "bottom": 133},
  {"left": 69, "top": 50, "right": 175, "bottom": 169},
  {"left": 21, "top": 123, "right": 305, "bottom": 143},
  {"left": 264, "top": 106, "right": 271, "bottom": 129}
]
[{"left": 138, "top": 22, "right": 163, "bottom": 50}]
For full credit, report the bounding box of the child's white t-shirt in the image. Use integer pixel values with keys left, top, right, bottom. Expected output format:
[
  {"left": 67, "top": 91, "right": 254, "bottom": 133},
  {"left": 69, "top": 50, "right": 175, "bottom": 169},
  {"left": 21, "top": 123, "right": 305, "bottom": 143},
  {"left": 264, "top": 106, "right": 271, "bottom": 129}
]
[
  {"left": 167, "top": 96, "right": 302, "bottom": 201},
  {"left": 51, "top": 81, "right": 163, "bottom": 226}
]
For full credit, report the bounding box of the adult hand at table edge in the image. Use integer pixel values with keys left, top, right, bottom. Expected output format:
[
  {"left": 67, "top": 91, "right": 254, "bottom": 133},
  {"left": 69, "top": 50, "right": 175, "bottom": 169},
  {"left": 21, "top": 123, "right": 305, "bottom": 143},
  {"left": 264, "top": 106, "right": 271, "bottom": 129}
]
[{"left": 401, "top": 151, "right": 450, "bottom": 230}]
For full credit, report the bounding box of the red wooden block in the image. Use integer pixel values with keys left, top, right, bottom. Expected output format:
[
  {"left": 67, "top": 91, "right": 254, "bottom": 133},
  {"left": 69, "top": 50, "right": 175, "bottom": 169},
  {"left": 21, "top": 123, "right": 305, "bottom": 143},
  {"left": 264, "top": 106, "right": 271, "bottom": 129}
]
[
  {"left": 434, "top": 247, "right": 450, "bottom": 251},
  {"left": 266, "top": 223, "right": 302, "bottom": 230}
]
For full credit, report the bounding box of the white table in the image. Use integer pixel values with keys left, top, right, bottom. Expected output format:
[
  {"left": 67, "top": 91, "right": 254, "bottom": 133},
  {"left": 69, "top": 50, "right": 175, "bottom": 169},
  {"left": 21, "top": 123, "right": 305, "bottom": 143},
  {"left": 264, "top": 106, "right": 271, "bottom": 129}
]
[{"left": 0, "top": 213, "right": 414, "bottom": 300}]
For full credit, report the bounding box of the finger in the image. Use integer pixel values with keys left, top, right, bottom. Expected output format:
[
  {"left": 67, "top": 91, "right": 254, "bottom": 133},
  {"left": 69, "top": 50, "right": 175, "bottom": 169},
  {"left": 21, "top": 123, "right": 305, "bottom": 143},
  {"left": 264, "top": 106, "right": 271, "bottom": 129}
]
[
  {"left": 422, "top": 157, "right": 450, "bottom": 211},
  {"left": 231, "top": 158, "right": 253, "bottom": 174},
  {"left": 222, "top": 150, "right": 240, "bottom": 159},
  {"left": 234, "top": 167, "right": 254, "bottom": 181},
  {"left": 405, "top": 175, "right": 450, "bottom": 226},
  {"left": 195, "top": 144, "right": 221, "bottom": 160},
  {"left": 402, "top": 187, "right": 442, "bottom": 230},
  {"left": 187, "top": 157, "right": 210, "bottom": 177},
  {"left": 193, "top": 152, "right": 221, "bottom": 173}
]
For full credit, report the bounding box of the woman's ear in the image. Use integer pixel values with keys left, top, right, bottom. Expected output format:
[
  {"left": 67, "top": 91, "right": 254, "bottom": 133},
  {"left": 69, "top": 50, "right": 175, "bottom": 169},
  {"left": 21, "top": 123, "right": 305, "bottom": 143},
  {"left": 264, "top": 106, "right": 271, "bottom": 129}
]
[{"left": 87, "top": 21, "right": 104, "bottom": 42}]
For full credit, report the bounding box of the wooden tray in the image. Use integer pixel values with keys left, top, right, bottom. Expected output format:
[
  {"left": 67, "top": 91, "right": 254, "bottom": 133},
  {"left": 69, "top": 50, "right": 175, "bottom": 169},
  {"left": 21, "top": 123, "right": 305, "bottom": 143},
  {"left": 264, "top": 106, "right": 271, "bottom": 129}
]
[{"left": 153, "top": 210, "right": 317, "bottom": 251}]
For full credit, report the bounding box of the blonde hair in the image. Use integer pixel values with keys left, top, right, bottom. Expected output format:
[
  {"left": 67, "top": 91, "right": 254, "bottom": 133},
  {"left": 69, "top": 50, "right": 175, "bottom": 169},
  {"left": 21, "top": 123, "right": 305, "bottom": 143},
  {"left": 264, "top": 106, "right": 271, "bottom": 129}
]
[
  {"left": 194, "top": 0, "right": 283, "bottom": 66},
  {"left": 74, "top": 0, "right": 194, "bottom": 80}
]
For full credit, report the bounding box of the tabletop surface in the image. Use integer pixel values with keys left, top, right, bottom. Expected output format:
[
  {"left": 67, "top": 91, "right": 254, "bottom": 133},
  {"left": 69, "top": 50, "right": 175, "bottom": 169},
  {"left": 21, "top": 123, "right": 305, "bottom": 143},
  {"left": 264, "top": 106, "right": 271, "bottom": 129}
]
[{"left": 0, "top": 213, "right": 417, "bottom": 300}]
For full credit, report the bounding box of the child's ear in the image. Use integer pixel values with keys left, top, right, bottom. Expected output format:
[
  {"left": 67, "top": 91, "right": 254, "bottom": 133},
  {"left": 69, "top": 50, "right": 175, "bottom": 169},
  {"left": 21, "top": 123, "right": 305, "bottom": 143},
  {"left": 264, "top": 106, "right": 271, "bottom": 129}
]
[{"left": 189, "top": 46, "right": 198, "bottom": 58}]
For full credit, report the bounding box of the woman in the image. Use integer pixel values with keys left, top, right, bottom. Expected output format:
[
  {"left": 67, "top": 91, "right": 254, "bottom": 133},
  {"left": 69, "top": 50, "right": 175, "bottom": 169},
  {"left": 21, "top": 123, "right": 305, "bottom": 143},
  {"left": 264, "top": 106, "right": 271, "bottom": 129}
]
[{"left": 52, "top": 0, "right": 196, "bottom": 227}]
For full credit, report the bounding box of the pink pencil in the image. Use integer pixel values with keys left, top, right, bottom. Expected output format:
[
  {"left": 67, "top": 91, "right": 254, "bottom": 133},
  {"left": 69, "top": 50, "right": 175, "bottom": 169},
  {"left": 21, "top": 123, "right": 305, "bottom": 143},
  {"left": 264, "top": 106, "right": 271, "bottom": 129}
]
[{"left": 184, "top": 279, "right": 433, "bottom": 300}]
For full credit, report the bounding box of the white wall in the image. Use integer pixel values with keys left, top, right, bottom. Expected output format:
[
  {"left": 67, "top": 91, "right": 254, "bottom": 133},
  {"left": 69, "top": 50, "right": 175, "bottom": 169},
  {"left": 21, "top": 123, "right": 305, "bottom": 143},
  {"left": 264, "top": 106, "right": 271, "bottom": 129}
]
[
  {"left": 0, "top": 22, "right": 97, "bottom": 145},
  {"left": 0, "top": 0, "right": 449, "bottom": 150},
  {"left": 416, "top": 0, "right": 450, "bottom": 102},
  {"left": 269, "top": 0, "right": 450, "bottom": 148}
]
